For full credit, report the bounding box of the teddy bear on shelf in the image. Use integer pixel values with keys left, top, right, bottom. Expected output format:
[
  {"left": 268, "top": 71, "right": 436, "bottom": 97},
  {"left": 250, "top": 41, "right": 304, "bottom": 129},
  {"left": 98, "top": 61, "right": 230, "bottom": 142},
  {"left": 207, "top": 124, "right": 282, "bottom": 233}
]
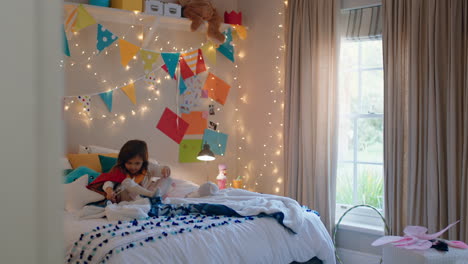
[{"left": 177, "top": 0, "right": 226, "bottom": 45}]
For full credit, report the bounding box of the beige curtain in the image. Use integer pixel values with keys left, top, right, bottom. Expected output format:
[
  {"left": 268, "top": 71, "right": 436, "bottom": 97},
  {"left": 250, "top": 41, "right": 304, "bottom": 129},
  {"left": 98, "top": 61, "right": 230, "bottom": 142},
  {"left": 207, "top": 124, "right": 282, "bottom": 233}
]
[
  {"left": 284, "top": 0, "right": 339, "bottom": 233},
  {"left": 383, "top": 0, "right": 468, "bottom": 240}
]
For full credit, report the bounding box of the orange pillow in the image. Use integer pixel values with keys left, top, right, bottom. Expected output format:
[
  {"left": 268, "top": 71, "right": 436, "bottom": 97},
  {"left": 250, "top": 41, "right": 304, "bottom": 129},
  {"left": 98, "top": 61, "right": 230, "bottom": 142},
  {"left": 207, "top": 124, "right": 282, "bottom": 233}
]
[{"left": 67, "top": 153, "right": 118, "bottom": 172}]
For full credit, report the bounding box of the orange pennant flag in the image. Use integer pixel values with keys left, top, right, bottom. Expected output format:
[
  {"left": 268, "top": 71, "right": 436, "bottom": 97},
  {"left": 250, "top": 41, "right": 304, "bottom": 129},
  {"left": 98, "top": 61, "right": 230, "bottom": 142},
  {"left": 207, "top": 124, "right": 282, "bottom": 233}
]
[
  {"left": 119, "top": 39, "right": 140, "bottom": 67},
  {"left": 203, "top": 73, "right": 231, "bottom": 105},
  {"left": 121, "top": 83, "right": 136, "bottom": 105}
]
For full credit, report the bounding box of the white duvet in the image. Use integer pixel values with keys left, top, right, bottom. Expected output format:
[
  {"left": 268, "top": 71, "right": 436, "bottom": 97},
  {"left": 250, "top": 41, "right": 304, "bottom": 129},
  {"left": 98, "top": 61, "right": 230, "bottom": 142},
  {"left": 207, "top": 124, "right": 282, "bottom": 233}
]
[{"left": 64, "top": 189, "right": 336, "bottom": 264}]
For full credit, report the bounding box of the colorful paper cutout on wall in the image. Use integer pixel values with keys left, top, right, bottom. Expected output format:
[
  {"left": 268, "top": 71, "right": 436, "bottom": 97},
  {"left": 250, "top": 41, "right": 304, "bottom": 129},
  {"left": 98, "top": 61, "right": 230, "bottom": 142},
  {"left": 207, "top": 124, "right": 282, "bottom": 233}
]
[
  {"left": 217, "top": 28, "right": 235, "bottom": 62},
  {"left": 181, "top": 49, "right": 199, "bottom": 73},
  {"left": 179, "top": 77, "right": 187, "bottom": 95},
  {"left": 63, "top": 26, "right": 70, "bottom": 57},
  {"left": 99, "top": 91, "right": 113, "bottom": 112},
  {"left": 202, "top": 129, "right": 228, "bottom": 156},
  {"left": 182, "top": 111, "right": 207, "bottom": 135},
  {"left": 179, "top": 57, "right": 195, "bottom": 80},
  {"left": 64, "top": 7, "right": 78, "bottom": 32},
  {"left": 200, "top": 42, "right": 216, "bottom": 65},
  {"left": 233, "top": 25, "right": 248, "bottom": 40},
  {"left": 77, "top": 95, "right": 91, "bottom": 112},
  {"left": 195, "top": 49, "right": 207, "bottom": 74},
  {"left": 145, "top": 71, "right": 157, "bottom": 86},
  {"left": 156, "top": 108, "right": 189, "bottom": 144},
  {"left": 121, "top": 83, "right": 136, "bottom": 105},
  {"left": 203, "top": 73, "right": 231, "bottom": 105},
  {"left": 179, "top": 139, "right": 203, "bottom": 163},
  {"left": 180, "top": 75, "right": 203, "bottom": 113},
  {"left": 119, "top": 39, "right": 140, "bottom": 67},
  {"left": 73, "top": 4, "right": 96, "bottom": 32},
  {"left": 140, "top": 50, "right": 160, "bottom": 74},
  {"left": 161, "top": 53, "right": 180, "bottom": 79},
  {"left": 97, "top": 24, "right": 118, "bottom": 52},
  {"left": 161, "top": 64, "right": 177, "bottom": 80}
]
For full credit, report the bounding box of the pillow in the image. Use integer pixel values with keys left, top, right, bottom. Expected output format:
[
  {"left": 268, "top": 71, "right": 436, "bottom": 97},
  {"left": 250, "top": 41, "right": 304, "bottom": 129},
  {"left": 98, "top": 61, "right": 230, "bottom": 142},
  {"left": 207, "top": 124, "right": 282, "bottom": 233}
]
[
  {"left": 64, "top": 175, "right": 104, "bottom": 212},
  {"left": 99, "top": 155, "right": 117, "bottom": 173},
  {"left": 166, "top": 178, "right": 199, "bottom": 198},
  {"left": 64, "top": 166, "right": 100, "bottom": 184},
  {"left": 61, "top": 157, "right": 73, "bottom": 170},
  {"left": 88, "top": 145, "right": 119, "bottom": 154},
  {"left": 78, "top": 145, "right": 90, "bottom": 154},
  {"left": 67, "top": 153, "right": 118, "bottom": 172},
  {"left": 63, "top": 169, "right": 73, "bottom": 176}
]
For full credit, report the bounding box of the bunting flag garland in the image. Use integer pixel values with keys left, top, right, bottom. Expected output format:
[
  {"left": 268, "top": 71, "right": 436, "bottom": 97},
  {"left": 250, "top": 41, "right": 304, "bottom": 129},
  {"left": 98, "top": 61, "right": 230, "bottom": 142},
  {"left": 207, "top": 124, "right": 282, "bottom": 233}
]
[
  {"left": 233, "top": 25, "right": 248, "bottom": 40},
  {"left": 77, "top": 95, "right": 91, "bottom": 112},
  {"left": 179, "top": 57, "right": 195, "bottom": 80},
  {"left": 203, "top": 73, "right": 231, "bottom": 105},
  {"left": 63, "top": 26, "right": 70, "bottom": 57},
  {"left": 200, "top": 43, "right": 216, "bottom": 65},
  {"left": 179, "top": 77, "right": 187, "bottom": 95},
  {"left": 99, "top": 91, "right": 113, "bottom": 112},
  {"left": 145, "top": 71, "right": 158, "bottom": 86},
  {"left": 140, "top": 50, "right": 160, "bottom": 74},
  {"left": 161, "top": 53, "right": 180, "bottom": 79},
  {"left": 217, "top": 28, "right": 235, "bottom": 62},
  {"left": 161, "top": 64, "right": 176, "bottom": 80},
  {"left": 96, "top": 24, "right": 118, "bottom": 52},
  {"left": 73, "top": 4, "right": 96, "bottom": 32},
  {"left": 195, "top": 49, "right": 207, "bottom": 74},
  {"left": 64, "top": 7, "right": 78, "bottom": 32},
  {"left": 118, "top": 39, "right": 140, "bottom": 67},
  {"left": 181, "top": 49, "right": 198, "bottom": 73},
  {"left": 121, "top": 83, "right": 136, "bottom": 105}
]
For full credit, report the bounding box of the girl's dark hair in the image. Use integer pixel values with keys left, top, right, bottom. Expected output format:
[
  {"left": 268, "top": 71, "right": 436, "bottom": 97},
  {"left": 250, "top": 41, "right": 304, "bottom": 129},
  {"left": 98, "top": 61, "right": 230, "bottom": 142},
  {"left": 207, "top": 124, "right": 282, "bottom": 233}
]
[{"left": 115, "top": 139, "right": 149, "bottom": 175}]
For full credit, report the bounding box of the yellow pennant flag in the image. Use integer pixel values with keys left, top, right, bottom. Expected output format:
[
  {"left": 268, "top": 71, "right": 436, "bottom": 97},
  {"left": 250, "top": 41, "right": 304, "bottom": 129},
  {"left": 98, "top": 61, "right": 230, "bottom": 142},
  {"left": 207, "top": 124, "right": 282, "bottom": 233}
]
[
  {"left": 139, "top": 50, "right": 160, "bottom": 74},
  {"left": 121, "top": 83, "right": 136, "bottom": 105},
  {"left": 73, "top": 5, "right": 96, "bottom": 32},
  {"left": 200, "top": 42, "right": 216, "bottom": 66},
  {"left": 119, "top": 39, "right": 140, "bottom": 67},
  {"left": 233, "top": 25, "right": 248, "bottom": 40}
]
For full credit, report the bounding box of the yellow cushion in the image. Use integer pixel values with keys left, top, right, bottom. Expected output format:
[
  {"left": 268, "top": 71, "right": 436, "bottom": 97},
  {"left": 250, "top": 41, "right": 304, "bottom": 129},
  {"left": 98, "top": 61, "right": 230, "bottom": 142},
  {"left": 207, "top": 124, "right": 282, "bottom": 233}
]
[{"left": 67, "top": 153, "right": 118, "bottom": 172}]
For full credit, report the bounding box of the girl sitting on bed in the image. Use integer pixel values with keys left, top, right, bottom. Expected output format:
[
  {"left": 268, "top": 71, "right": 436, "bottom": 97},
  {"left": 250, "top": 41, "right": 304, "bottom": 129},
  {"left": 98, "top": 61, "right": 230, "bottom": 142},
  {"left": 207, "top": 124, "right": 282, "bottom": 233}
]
[
  {"left": 87, "top": 139, "right": 172, "bottom": 203},
  {"left": 87, "top": 139, "right": 240, "bottom": 218}
]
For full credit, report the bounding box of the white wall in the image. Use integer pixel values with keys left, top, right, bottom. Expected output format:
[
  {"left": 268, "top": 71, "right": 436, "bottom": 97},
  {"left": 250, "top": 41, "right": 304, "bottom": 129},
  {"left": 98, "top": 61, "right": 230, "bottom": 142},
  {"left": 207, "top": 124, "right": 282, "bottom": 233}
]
[
  {"left": 0, "top": 0, "right": 63, "bottom": 263},
  {"left": 65, "top": 1, "right": 239, "bottom": 185}
]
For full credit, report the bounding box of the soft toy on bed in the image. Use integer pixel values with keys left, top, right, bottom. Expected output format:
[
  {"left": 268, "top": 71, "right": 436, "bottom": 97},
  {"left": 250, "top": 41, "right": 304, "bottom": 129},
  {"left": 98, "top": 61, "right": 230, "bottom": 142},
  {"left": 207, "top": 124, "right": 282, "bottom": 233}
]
[{"left": 178, "top": 0, "right": 226, "bottom": 45}]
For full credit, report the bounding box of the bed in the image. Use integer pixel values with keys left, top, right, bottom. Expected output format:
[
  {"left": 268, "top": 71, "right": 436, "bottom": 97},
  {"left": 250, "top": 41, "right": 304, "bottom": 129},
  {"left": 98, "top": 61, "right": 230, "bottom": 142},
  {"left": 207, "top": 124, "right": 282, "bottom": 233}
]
[{"left": 63, "top": 146, "right": 336, "bottom": 264}]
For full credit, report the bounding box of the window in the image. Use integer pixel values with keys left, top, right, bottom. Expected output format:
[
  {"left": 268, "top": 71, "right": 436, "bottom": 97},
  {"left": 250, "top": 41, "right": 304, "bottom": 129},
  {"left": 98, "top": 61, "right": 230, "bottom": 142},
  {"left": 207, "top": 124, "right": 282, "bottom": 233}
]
[{"left": 336, "top": 39, "right": 384, "bottom": 230}]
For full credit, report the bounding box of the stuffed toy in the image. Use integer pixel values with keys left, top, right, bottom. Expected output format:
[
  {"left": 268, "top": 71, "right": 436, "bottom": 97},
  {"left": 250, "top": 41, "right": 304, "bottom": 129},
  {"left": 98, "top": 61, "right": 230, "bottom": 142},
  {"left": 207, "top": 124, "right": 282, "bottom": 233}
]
[{"left": 178, "top": 0, "right": 226, "bottom": 44}]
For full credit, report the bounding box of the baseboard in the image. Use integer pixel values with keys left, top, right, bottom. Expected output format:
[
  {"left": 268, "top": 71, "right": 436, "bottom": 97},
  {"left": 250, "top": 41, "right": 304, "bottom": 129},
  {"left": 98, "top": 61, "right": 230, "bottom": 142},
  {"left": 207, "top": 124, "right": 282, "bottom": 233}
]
[{"left": 336, "top": 248, "right": 381, "bottom": 264}]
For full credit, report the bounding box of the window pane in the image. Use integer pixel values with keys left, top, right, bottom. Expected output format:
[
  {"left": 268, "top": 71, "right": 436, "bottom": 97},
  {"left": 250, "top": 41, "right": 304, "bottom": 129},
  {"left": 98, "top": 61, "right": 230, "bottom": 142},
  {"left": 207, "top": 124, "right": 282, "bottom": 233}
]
[
  {"left": 360, "top": 40, "right": 383, "bottom": 68},
  {"left": 336, "top": 163, "right": 354, "bottom": 205},
  {"left": 339, "top": 70, "right": 360, "bottom": 114},
  {"left": 338, "top": 117, "right": 354, "bottom": 161},
  {"left": 361, "top": 70, "right": 383, "bottom": 114},
  {"left": 357, "top": 118, "right": 383, "bottom": 163},
  {"left": 340, "top": 41, "right": 359, "bottom": 69},
  {"left": 357, "top": 164, "right": 384, "bottom": 209}
]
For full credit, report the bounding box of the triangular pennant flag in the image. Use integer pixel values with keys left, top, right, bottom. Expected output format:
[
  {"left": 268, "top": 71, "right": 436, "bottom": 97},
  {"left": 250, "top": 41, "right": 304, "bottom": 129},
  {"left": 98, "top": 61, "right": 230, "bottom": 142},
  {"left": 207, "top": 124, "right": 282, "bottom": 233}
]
[
  {"left": 64, "top": 7, "right": 78, "bottom": 32},
  {"left": 217, "top": 28, "right": 235, "bottom": 62},
  {"left": 121, "top": 83, "right": 136, "bottom": 105},
  {"left": 203, "top": 73, "right": 231, "bottom": 105},
  {"left": 77, "top": 95, "right": 91, "bottom": 112},
  {"left": 195, "top": 49, "right": 207, "bottom": 74},
  {"left": 179, "top": 77, "right": 187, "bottom": 95},
  {"left": 73, "top": 5, "right": 96, "bottom": 32},
  {"left": 179, "top": 57, "right": 194, "bottom": 80},
  {"left": 96, "top": 24, "right": 118, "bottom": 52},
  {"left": 118, "top": 39, "right": 140, "bottom": 67},
  {"left": 63, "top": 26, "right": 70, "bottom": 57},
  {"left": 161, "top": 64, "right": 177, "bottom": 80},
  {"left": 200, "top": 42, "right": 216, "bottom": 65},
  {"left": 145, "top": 71, "right": 158, "bottom": 86},
  {"left": 140, "top": 50, "right": 160, "bottom": 74},
  {"left": 181, "top": 49, "right": 198, "bottom": 73},
  {"left": 161, "top": 53, "right": 180, "bottom": 79},
  {"left": 99, "top": 91, "right": 113, "bottom": 112},
  {"left": 233, "top": 25, "right": 248, "bottom": 40}
]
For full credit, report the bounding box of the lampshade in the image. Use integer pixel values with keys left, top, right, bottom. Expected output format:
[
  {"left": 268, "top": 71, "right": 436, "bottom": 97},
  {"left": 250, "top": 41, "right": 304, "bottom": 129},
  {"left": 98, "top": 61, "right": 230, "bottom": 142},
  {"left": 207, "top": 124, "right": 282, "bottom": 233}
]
[{"left": 197, "top": 143, "right": 216, "bottom": 161}]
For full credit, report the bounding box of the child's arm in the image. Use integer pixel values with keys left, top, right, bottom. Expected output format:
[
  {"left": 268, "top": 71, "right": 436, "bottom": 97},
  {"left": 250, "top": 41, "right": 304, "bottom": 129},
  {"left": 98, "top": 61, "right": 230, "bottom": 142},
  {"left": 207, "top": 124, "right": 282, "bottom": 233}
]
[
  {"left": 103, "top": 181, "right": 116, "bottom": 202},
  {"left": 148, "top": 162, "right": 171, "bottom": 178},
  {"left": 122, "top": 178, "right": 156, "bottom": 197}
]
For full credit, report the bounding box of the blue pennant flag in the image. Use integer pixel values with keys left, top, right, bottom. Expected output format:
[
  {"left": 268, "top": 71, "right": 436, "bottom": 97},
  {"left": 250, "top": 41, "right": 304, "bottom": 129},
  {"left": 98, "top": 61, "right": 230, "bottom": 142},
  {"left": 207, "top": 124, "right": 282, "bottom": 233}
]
[
  {"left": 217, "top": 28, "right": 234, "bottom": 62},
  {"left": 179, "top": 77, "right": 187, "bottom": 95},
  {"left": 96, "top": 24, "right": 118, "bottom": 52},
  {"left": 99, "top": 91, "right": 113, "bottom": 112},
  {"left": 161, "top": 53, "right": 180, "bottom": 79},
  {"left": 63, "top": 26, "right": 70, "bottom": 57}
]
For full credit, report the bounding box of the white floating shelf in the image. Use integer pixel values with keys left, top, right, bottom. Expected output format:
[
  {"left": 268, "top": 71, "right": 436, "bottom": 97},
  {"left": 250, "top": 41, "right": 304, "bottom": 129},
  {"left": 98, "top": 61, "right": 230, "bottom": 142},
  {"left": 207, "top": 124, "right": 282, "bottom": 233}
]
[{"left": 63, "top": 3, "right": 232, "bottom": 33}]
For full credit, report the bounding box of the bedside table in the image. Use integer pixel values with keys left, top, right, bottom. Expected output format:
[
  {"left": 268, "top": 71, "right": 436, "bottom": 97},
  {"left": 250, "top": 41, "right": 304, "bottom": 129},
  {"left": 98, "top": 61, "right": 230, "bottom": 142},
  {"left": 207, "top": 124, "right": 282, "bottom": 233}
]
[{"left": 383, "top": 244, "right": 468, "bottom": 264}]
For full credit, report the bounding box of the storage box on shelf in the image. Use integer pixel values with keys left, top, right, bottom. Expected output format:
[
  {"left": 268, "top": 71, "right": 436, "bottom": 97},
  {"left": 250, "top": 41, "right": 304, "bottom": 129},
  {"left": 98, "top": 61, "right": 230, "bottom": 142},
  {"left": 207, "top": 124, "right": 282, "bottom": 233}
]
[
  {"left": 111, "top": 0, "right": 143, "bottom": 12},
  {"left": 144, "top": 0, "right": 163, "bottom": 16},
  {"left": 163, "top": 2, "right": 181, "bottom": 18}
]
